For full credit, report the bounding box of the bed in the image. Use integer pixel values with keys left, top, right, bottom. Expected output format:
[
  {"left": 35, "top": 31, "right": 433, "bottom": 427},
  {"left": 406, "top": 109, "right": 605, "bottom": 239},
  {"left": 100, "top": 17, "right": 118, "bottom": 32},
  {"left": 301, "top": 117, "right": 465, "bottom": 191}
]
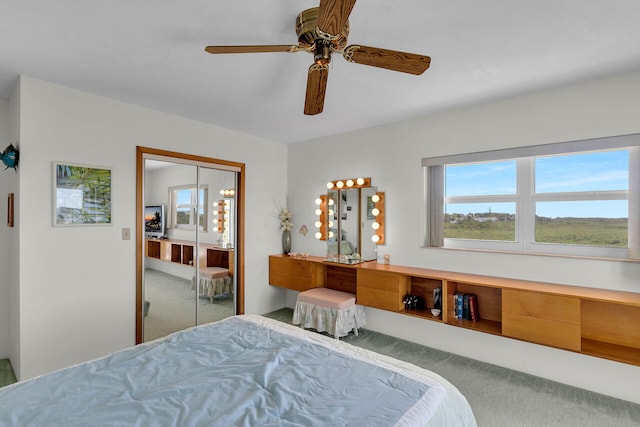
[{"left": 0, "top": 315, "right": 476, "bottom": 426}]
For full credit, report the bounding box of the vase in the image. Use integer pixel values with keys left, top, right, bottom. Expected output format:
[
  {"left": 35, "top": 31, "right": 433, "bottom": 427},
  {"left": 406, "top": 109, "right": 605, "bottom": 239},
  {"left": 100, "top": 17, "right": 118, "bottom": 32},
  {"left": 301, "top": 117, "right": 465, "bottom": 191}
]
[{"left": 282, "top": 229, "right": 291, "bottom": 254}]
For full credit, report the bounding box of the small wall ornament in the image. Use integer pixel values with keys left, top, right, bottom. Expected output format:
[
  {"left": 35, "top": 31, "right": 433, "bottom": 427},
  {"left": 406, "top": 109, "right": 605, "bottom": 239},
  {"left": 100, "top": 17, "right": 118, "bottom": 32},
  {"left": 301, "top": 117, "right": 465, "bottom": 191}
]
[{"left": 1, "top": 144, "right": 19, "bottom": 171}]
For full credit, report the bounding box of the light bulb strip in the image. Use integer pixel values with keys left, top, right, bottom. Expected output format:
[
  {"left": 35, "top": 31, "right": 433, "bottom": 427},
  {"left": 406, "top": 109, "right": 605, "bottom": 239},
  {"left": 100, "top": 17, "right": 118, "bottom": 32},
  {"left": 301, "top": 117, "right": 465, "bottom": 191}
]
[
  {"left": 315, "top": 194, "right": 328, "bottom": 241},
  {"left": 326, "top": 177, "right": 371, "bottom": 190},
  {"left": 216, "top": 199, "right": 225, "bottom": 233},
  {"left": 371, "top": 192, "right": 385, "bottom": 245},
  {"left": 219, "top": 188, "right": 236, "bottom": 198}
]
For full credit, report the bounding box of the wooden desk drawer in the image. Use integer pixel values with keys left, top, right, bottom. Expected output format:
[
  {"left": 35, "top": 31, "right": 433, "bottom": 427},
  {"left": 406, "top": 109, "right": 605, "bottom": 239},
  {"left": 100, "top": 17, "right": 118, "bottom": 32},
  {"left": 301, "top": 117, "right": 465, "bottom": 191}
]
[
  {"left": 503, "top": 289, "right": 580, "bottom": 324},
  {"left": 503, "top": 312, "right": 581, "bottom": 351},
  {"left": 358, "top": 269, "right": 401, "bottom": 290},
  {"left": 269, "top": 271, "right": 315, "bottom": 292},
  {"left": 357, "top": 270, "right": 409, "bottom": 312},
  {"left": 269, "top": 256, "right": 310, "bottom": 276},
  {"left": 503, "top": 289, "right": 581, "bottom": 351}
]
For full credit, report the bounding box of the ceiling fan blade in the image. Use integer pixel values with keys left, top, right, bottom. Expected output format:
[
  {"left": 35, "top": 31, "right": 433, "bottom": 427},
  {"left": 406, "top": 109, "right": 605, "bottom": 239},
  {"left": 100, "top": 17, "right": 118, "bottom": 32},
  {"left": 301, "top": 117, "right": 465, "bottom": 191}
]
[
  {"left": 304, "top": 64, "right": 329, "bottom": 115},
  {"left": 317, "top": 0, "right": 356, "bottom": 39},
  {"left": 205, "top": 45, "right": 299, "bottom": 54},
  {"left": 343, "top": 45, "right": 431, "bottom": 75}
]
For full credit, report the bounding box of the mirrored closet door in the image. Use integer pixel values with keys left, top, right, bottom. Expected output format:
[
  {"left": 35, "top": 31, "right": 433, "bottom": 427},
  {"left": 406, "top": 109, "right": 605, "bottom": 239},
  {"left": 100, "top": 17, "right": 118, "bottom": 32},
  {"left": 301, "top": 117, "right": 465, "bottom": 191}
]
[{"left": 136, "top": 147, "right": 244, "bottom": 344}]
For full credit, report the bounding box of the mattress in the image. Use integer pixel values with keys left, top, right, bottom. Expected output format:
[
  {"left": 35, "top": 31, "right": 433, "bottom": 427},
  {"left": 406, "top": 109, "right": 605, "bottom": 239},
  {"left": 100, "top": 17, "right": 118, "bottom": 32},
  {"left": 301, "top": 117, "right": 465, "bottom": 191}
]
[{"left": 0, "top": 315, "right": 476, "bottom": 426}]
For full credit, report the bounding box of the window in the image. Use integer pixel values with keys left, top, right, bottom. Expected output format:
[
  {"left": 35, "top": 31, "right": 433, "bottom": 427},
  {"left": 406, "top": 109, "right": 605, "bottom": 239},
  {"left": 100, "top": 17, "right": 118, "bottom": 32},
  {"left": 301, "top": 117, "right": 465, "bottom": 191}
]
[
  {"left": 169, "top": 185, "right": 208, "bottom": 230},
  {"left": 424, "top": 134, "right": 640, "bottom": 260}
]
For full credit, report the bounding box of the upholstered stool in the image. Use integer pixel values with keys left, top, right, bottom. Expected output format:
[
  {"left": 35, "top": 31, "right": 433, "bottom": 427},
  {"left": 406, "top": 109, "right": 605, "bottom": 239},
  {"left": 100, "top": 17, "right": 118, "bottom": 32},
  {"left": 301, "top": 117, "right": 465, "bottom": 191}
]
[
  {"left": 191, "top": 267, "right": 232, "bottom": 303},
  {"left": 292, "top": 287, "right": 366, "bottom": 339}
]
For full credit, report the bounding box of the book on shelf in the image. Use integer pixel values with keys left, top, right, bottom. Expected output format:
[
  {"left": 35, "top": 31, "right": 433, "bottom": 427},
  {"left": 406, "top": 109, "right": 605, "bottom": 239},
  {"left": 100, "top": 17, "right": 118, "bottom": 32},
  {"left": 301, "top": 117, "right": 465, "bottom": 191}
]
[
  {"left": 455, "top": 293, "right": 464, "bottom": 319},
  {"left": 469, "top": 294, "right": 479, "bottom": 321},
  {"left": 463, "top": 294, "right": 470, "bottom": 320}
]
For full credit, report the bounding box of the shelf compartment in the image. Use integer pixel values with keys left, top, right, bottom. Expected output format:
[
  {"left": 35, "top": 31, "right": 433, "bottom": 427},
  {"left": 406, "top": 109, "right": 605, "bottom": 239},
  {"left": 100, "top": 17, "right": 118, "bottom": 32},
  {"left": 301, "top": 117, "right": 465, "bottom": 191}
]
[
  {"left": 326, "top": 265, "right": 357, "bottom": 294},
  {"left": 170, "top": 244, "right": 182, "bottom": 263},
  {"left": 147, "top": 240, "right": 161, "bottom": 259},
  {"left": 446, "top": 281, "right": 502, "bottom": 334},
  {"left": 182, "top": 245, "right": 194, "bottom": 266},
  {"left": 581, "top": 300, "right": 640, "bottom": 365},
  {"left": 581, "top": 339, "right": 640, "bottom": 366}
]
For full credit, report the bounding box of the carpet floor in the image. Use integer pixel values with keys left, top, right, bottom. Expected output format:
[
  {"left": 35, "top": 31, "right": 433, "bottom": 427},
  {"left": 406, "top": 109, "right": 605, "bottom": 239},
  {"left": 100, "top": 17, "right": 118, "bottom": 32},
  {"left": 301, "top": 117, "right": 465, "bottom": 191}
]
[
  {"left": 263, "top": 308, "right": 640, "bottom": 427},
  {"left": 0, "top": 359, "right": 16, "bottom": 388},
  {"left": 143, "top": 268, "right": 234, "bottom": 342}
]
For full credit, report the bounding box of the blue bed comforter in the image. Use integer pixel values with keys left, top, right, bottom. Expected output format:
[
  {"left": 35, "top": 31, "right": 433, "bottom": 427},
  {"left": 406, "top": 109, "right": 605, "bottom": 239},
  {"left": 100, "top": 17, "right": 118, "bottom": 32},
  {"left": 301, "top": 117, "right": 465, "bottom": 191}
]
[{"left": 0, "top": 315, "right": 468, "bottom": 426}]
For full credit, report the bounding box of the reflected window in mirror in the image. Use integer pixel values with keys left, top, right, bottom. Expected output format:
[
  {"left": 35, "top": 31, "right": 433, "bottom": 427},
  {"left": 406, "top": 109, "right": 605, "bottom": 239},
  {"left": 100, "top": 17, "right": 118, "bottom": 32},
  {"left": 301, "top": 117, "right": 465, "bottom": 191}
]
[{"left": 169, "top": 184, "right": 208, "bottom": 230}]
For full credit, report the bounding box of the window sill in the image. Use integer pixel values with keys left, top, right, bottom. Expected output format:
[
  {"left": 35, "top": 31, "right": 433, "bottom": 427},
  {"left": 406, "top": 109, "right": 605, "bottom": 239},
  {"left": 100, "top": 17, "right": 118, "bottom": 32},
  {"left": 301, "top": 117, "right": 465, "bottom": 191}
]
[{"left": 421, "top": 245, "right": 639, "bottom": 263}]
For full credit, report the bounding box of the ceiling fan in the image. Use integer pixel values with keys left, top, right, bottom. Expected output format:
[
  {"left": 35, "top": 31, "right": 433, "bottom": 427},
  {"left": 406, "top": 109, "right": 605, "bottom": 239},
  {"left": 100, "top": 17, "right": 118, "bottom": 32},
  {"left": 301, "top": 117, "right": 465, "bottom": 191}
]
[{"left": 205, "top": 0, "right": 431, "bottom": 115}]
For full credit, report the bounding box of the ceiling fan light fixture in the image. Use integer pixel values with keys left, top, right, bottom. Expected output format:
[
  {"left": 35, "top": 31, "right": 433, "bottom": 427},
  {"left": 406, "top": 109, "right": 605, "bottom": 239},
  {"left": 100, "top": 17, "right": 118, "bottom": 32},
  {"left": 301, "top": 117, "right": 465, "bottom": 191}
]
[{"left": 314, "top": 41, "right": 332, "bottom": 66}]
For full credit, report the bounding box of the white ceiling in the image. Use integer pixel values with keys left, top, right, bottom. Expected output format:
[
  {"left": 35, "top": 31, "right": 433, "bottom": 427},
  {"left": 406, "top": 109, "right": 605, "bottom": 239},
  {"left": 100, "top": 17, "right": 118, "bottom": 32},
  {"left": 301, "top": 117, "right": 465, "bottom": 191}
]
[{"left": 2, "top": 1, "right": 640, "bottom": 143}]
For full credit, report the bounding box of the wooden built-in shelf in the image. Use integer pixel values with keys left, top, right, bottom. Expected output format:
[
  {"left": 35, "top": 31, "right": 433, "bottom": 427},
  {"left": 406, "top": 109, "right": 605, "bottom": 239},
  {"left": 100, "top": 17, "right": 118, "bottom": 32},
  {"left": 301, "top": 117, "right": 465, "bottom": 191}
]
[
  {"left": 268, "top": 254, "right": 640, "bottom": 366},
  {"left": 145, "top": 238, "right": 234, "bottom": 274}
]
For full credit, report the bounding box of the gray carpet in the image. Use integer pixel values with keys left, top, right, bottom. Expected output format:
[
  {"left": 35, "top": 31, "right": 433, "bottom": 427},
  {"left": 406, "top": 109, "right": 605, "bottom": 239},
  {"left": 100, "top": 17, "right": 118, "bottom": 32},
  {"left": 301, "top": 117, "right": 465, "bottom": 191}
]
[
  {"left": 143, "top": 268, "right": 234, "bottom": 342},
  {"left": 0, "top": 359, "right": 16, "bottom": 388},
  {"left": 263, "top": 308, "right": 640, "bottom": 427}
]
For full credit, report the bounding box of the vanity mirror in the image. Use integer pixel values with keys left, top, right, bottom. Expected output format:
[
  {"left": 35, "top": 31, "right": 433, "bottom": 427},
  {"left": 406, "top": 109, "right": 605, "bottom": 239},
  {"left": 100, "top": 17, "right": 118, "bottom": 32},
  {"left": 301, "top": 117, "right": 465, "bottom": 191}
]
[{"left": 315, "top": 177, "right": 385, "bottom": 264}]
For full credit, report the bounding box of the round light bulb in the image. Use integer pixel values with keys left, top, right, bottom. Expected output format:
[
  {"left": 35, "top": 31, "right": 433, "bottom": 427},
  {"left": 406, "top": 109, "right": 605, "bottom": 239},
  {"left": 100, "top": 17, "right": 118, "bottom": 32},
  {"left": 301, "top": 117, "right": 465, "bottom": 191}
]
[
  {"left": 315, "top": 198, "right": 322, "bottom": 205},
  {"left": 315, "top": 209, "right": 322, "bottom": 215},
  {"left": 328, "top": 221, "right": 334, "bottom": 227},
  {"left": 219, "top": 189, "right": 225, "bottom": 195},
  {"left": 327, "top": 182, "right": 334, "bottom": 189},
  {"left": 315, "top": 232, "right": 322, "bottom": 239},
  {"left": 336, "top": 181, "right": 344, "bottom": 188},
  {"left": 328, "top": 199, "right": 334, "bottom": 205},
  {"left": 328, "top": 209, "right": 334, "bottom": 216},
  {"left": 372, "top": 208, "right": 380, "bottom": 216},
  {"left": 371, "top": 194, "right": 380, "bottom": 203},
  {"left": 328, "top": 231, "right": 334, "bottom": 238},
  {"left": 372, "top": 222, "right": 380, "bottom": 230},
  {"left": 315, "top": 221, "right": 322, "bottom": 228},
  {"left": 213, "top": 218, "right": 218, "bottom": 224},
  {"left": 346, "top": 179, "right": 354, "bottom": 187},
  {"left": 371, "top": 234, "right": 380, "bottom": 243},
  {"left": 356, "top": 177, "right": 365, "bottom": 185},
  {"left": 213, "top": 201, "right": 218, "bottom": 207}
]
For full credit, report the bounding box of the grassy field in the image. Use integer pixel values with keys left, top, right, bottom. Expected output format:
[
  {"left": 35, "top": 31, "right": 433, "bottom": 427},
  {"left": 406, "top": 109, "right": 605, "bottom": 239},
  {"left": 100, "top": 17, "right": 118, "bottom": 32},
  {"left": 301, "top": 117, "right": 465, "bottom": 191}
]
[{"left": 444, "top": 215, "right": 628, "bottom": 247}]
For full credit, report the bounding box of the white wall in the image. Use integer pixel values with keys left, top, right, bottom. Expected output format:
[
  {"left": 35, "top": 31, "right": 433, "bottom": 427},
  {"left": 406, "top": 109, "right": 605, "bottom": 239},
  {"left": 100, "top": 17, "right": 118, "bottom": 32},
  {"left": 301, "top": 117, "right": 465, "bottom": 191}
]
[
  {"left": 8, "top": 83, "right": 20, "bottom": 376},
  {"left": 287, "top": 70, "right": 640, "bottom": 404},
  {"left": 12, "top": 76, "right": 287, "bottom": 380},
  {"left": 0, "top": 98, "right": 9, "bottom": 358}
]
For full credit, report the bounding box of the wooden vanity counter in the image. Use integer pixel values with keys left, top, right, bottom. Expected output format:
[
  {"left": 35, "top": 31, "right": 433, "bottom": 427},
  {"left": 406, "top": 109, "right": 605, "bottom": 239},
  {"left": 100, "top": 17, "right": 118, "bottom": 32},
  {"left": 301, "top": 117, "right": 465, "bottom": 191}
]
[{"left": 269, "top": 254, "right": 640, "bottom": 366}]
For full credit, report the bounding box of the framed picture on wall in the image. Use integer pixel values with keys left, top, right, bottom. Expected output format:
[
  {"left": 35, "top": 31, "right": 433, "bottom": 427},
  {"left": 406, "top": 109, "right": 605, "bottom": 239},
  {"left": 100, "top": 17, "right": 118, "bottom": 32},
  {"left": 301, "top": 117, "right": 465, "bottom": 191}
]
[{"left": 52, "top": 162, "right": 112, "bottom": 226}]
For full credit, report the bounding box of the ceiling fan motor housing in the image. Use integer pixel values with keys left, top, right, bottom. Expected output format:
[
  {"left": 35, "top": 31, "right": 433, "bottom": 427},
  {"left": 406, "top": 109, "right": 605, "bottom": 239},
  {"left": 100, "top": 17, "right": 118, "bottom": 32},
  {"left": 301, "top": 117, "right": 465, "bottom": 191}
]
[{"left": 296, "top": 7, "right": 349, "bottom": 51}]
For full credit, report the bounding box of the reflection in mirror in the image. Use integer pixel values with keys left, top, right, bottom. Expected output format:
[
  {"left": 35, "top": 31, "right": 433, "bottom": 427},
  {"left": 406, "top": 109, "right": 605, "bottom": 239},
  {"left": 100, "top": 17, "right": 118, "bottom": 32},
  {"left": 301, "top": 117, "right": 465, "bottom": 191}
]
[
  {"left": 142, "top": 160, "right": 237, "bottom": 341},
  {"left": 316, "top": 177, "right": 385, "bottom": 264},
  {"left": 327, "top": 189, "right": 360, "bottom": 261}
]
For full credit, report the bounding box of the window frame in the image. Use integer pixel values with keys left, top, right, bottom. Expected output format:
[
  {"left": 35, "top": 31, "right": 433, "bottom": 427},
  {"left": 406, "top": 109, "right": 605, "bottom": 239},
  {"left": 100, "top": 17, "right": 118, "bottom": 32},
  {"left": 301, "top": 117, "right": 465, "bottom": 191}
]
[
  {"left": 169, "top": 184, "right": 208, "bottom": 231},
  {"left": 423, "top": 133, "right": 640, "bottom": 260}
]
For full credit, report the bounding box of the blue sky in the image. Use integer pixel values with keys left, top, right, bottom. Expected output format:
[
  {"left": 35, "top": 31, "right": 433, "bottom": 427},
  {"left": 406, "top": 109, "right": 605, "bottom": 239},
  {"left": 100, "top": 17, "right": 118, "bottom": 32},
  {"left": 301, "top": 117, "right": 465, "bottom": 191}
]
[{"left": 445, "top": 150, "right": 629, "bottom": 218}]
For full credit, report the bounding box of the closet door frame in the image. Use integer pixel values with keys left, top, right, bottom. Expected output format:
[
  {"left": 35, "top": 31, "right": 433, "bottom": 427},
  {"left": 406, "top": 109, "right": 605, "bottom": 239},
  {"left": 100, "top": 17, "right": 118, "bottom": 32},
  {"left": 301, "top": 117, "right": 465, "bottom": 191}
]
[{"left": 135, "top": 146, "right": 245, "bottom": 344}]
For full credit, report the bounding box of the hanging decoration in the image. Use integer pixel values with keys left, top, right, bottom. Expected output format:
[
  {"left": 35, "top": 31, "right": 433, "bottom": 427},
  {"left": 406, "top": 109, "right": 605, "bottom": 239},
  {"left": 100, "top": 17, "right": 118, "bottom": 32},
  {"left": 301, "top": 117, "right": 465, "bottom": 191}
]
[{"left": 1, "top": 144, "right": 19, "bottom": 171}]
